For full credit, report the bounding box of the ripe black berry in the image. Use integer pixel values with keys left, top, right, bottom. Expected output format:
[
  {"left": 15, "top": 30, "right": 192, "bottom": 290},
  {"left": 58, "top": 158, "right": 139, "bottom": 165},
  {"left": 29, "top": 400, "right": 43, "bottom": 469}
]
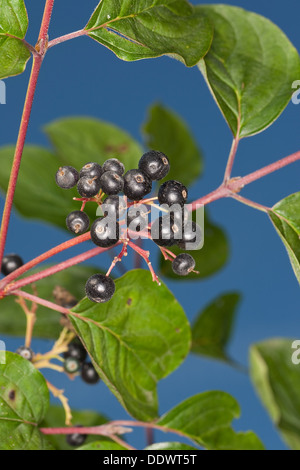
[
  {"left": 172, "top": 253, "right": 196, "bottom": 276},
  {"left": 102, "top": 195, "right": 127, "bottom": 219},
  {"left": 138, "top": 150, "right": 170, "bottom": 181},
  {"left": 64, "top": 357, "right": 81, "bottom": 374},
  {"left": 1, "top": 254, "right": 24, "bottom": 276},
  {"left": 158, "top": 180, "right": 188, "bottom": 207},
  {"left": 16, "top": 346, "right": 34, "bottom": 361},
  {"left": 77, "top": 176, "right": 101, "bottom": 198},
  {"left": 81, "top": 362, "right": 100, "bottom": 384},
  {"left": 151, "top": 215, "right": 179, "bottom": 247},
  {"left": 66, "top": 211, "right": 90, "bottom": 235},
  {"left": 85, "top": 274, "right": 115, "bottom": 303},
  {"left": 100, "top": 171, "right": 124, "bottom": 195},
  {"left": 63, "top": 341, "right": 87, "bottom": 363},
  {"left": 102, "top": 158, "right": 125, "bottom": 176},
  {"left": 79, "top": 162, "right": 103, "bottom": 179},
  {"left": 127, "top": 206, "right": 148, "bottom": 233},
  {"left": 178, "top": 221, "right": 202, "bottom": 250},
  {"left": 55, "top": 166, "right": 79, "bottom": 189},
  {"left": 123, "top": 169, "right": 152, "bottom": 201},
  {"left": 90, "top": 217, "right": 119, "bottom": 248},
  {"left": 66, "top": 428, "right": 87, "bottom": 447}
]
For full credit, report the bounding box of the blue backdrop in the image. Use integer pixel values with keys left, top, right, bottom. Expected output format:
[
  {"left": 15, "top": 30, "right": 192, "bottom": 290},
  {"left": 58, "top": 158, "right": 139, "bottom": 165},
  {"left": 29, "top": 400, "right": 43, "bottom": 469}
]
[{"left": 0, "top": 0, "right": 299, "bottom": 450}]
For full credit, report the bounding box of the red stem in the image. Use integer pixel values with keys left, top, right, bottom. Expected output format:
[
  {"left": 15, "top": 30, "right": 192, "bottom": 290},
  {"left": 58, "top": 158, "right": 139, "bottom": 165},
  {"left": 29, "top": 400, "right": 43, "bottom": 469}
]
[
  {"left": 48, "top": 29, "right": 88, "bottom": 49},
  {"left": 0, "top": 0, "right": 56, "bottom": 269},
  {"left": 0, "top": 232, "right": 91, "bottom": 291},
  {"left": 5, "top": 244, "right": 118, "bottom": 294},
  {"left": 0, "top": 56, "right": 43, "bottom": 268},
  {"left": 12, "top": 290, "right": 71, "bottom": 316},
  {"left": 230, "top": 151, "right": 300, "bottom": 190},
  {"left": 223, "top": 135, "right": 240, "bottom": 183}
]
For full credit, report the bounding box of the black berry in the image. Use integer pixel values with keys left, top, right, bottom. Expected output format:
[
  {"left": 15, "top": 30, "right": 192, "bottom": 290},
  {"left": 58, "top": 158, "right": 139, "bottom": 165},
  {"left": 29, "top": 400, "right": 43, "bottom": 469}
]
[
  {"left": 77, "top": 176, "right": 101, "bottom": 198},
  {"left": 81, "top": 362, "right": 100, "bottom": 384},
  {"left": 66, "top": 428, "right": 87, "bottom": 447},
  {"left": 123, "top": 169, "right": 152, "bottom": 201},
  {"left": 151, "top": 215, "right": 179, "bottom": 247},
  {"left": 16, "top": 346, "right": 34, "bottom": 361},
  {"left": 138, "top": 150, "right": 170, "bottom": 181},
  {"left": 64, "top": 357, "right": 81, "bottom": 374},
  {"left": 66, "top": 211, "right": 90, "bottom": 235},
  {"left": 158, "top": 180, "right": 188, "bottom": 207},
  {"left": 85, "top": 274, "right": 115, "bottom": 303},
  {"left": 63, "top": 341, "right": 87, "bottom": 363},
  {"left": 100, "top": 171, "right": 124, "bottom": 195},
  {"left": 127, "top": 206, "right": 148, "bottom": 233},
  {"left": 102, "top": 195, "right": 127, "bottom": 219},
  {"left": 178, "top": 221, "right": 202, "bottom": 250},
  {"left": 1, "top": 254, "right": 23, "bottom": 276},
  {"left": 102, "top": 158, "right": 125, "bottom": 176},
  {"left": 172, "top": 253, "right": 196, "bottom": 276},
  {"left": 79, "top": 162, "right": 103, "bottom": 179},
  {"left": 55, "top": 166, "right": 79, "bottom": 189},
  {"left": 90, "top": 217, "right": 119, "bottom": 248}
]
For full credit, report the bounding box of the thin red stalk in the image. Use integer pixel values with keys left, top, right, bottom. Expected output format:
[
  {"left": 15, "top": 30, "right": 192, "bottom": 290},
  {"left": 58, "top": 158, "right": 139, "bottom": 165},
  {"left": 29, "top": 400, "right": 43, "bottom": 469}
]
[
  {"left": 5, "top": 244, "right": 117, "bottom": 294},
  {"left": 0, "top": 56, "right": 43, "bottom": 268},
  {"left": 230, "top": 194, "right": 270, "bottom": 213},
  {"left": 229, "top": 151, "right": 300, "bottom": 190},
  {"left": 190, "top": 185, "right": 230, "bottom": 211},
  {"left": 0, "top": 232, "right": 91, "bottom": 291},
  {"left": 48, "top": 29, "right": 88, "bottom": 48},
  {"left": 223, "top": 135, "right": 240, "bottom": 183},
  {"left": 0, "top": 0, "right": 56, "bottom": 269},
  {"left": 38, "top": 0, "right": 55, "bottom": 46},
  {"left": 12, "top": 290, "right": 70, "bottom": 316}
]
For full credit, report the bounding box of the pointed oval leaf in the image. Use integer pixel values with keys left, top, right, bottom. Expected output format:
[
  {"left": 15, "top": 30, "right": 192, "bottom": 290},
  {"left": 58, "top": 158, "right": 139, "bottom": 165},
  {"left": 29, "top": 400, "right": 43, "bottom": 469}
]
[
  {"left": 197, "top": 5, "right": 300, "bottom": 138},
  {"left": 143, "top": 103, "right": 203, "bottom": 187},
  {"left": 191, "top": 292, "right": 241, "bottom": 363},
  {"left": 273, "top": 192, "right": 300, "bottom": 235},
  {"left": 250, "top": 339, "right": 300, "bottom": 450},
  {"left": 157, "top": 392, "right": 264, "bottom": 450},
  {"left": 85, "top": 0, "right": 213, "bottom": 66},
  {"left": 0, "top": 352, "right": 51, "bottom": 450},
  {"left": 69, "top": 269, "right": 191, "bottom": 421},
  {"left": 0, "top": 0, "right": 31, "bottom": 79}
]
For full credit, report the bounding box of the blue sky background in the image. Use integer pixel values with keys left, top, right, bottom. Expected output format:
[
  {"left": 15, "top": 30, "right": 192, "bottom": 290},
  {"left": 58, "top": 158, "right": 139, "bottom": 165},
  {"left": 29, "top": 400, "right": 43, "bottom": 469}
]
[{"left": 0, "top": 1, "right": 299, "bottom": 450}]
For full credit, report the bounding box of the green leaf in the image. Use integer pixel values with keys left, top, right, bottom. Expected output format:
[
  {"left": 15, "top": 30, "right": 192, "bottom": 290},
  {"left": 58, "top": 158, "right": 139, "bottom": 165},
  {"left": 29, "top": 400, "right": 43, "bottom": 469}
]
[
  {"left": 145, "top": 442, "right": 198, "bottom": 450},
  {"left": 159, "top": 211, "right": 229, "bottom": 280},
  {"left": 41, "top": 406, "right": 108, "bottom": 450},
  {"left": 77, "top": 441, "right": 127, "bottom": 450},
  {"left": 191, "top": 292, "right": 241, "bottom": 363},
  {"left": 157, "top": 392, "right": 264, "bottom": 450},
  {"left": 269, "top": 210, "right": 300, "bottom": 285},
  {"left": 69, "top": 269, "right": 191, "bottom": 421},
  {"left": 143, "top": 103, "right": 203, "bottom": 187},
  {"left": 0, "top": 265, "right": 101, "bottom": 339},
  {"left": 85, "top": 0, "right": 213, "bottom": 66},
  {"left": 0, "top": 118, "right": 142, "bottom": 230},
  {"left": 250, "top": 339, "right": 300, "bottom": 450},
  {"left": 0, "top": 0, "right": 31, "bottom": 79},
  {"left": 44, "top": 117, "right": 143, "bottom": 173},
  {"left": 273, "top": 192, "right": 300, "bottom": 236},
  {"left": 0, "top": 352, "right": 51, "bottom": 450},
  {"left": 197, "top": 5, "right": 300, "bottom": 137}
]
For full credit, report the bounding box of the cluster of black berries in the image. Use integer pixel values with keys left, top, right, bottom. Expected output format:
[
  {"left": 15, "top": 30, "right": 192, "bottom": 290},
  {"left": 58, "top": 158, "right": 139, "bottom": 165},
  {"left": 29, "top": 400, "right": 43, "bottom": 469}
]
[
  {"left": 63, "top": 340, "right": 100, "bottom": 385},
  {"left": 56, "top": 151, "right": 201, "bottom": 304}
]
